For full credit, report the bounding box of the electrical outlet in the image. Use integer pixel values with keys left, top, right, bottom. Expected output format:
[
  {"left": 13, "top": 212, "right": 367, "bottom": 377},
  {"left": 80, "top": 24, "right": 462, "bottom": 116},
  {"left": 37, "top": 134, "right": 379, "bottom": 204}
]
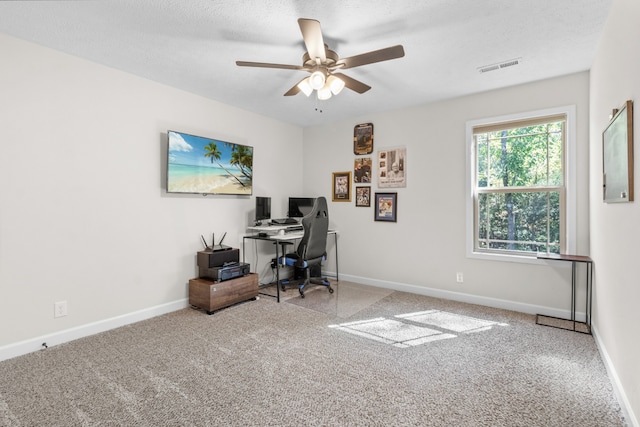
[
  {"left": 54, "top": 301, "right": 68, "bottom": 318},
  {"left": 456, "top": 272, "right": 464, "bottom": 283}
]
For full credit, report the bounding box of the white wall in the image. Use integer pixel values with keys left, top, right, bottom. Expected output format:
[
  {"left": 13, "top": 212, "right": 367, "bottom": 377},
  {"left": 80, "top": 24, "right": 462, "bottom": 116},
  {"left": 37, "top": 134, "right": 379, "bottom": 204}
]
[
  {"left": 0, "top": 34, "right": 303, "bottom": 352},
  {"left": 589, "top": 0, "right": 640, "bottom": 424},
  {"left": 303, "top": 72, "right": 591, "bottom": 315},
  {"left": 1, "top": 12, "right": 637, "bottom": 423}
]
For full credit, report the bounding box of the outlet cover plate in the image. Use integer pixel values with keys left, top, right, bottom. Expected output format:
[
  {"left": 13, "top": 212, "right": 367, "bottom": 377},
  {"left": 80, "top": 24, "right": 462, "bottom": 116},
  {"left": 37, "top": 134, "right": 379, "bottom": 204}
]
[{"left": 54, "top": 301, "right": 68, "bottom": 318}]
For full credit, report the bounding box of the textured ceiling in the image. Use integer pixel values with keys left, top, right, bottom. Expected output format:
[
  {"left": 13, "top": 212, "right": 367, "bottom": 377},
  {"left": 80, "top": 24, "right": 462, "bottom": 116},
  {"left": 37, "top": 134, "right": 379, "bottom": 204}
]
[{"left": 0, "top": 0, "right": 611, "bottom": 128}]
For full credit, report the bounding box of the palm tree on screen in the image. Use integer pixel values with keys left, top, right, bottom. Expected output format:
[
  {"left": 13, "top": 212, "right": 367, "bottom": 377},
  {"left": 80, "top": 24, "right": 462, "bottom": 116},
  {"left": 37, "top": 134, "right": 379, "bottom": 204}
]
[
  {"left": 203, "top": 142, "right": 246, "bottom": 187},
  {"left": 230, "top": 144, "right": 253, "bottom": 180}
]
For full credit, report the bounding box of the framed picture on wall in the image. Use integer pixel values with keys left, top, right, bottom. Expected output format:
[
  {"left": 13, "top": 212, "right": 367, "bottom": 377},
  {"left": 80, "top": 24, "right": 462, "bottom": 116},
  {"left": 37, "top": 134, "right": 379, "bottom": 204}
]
[
  {"left": 374, "top": 192, "right": 397, "bottom": 222},
  {"left": 355, "top": 186, "right": 371, "bottom": 207},
  {"left": 378, "top": 147, "right": 406, "bottom": 188},
  {"left": 354, "top": 157, "right": 373, "bottom": 183},
  {"left": 354, "top": 123, "right": 374, "bottom": 155},
  {"left": 332, "top": 171, "right": 351, "bottom": 202}
]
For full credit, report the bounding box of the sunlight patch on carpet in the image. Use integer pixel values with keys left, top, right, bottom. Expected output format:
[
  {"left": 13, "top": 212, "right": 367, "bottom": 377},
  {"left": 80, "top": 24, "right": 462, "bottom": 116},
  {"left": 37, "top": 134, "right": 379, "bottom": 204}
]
[
  {"left": 395, "top": 310, "right": 508, "bottom": 333},
  {"left": 329, "top": 317, "right": 456, "bottom": 348},
  {"left": 329, "top": 310, "right": 508, "bottom": 347}
]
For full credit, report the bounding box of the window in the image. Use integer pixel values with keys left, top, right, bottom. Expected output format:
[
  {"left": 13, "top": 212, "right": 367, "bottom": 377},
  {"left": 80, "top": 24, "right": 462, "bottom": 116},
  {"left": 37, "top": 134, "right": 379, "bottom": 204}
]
[{"left": 466, "top": 106, "right": 576, "bottom": 261}]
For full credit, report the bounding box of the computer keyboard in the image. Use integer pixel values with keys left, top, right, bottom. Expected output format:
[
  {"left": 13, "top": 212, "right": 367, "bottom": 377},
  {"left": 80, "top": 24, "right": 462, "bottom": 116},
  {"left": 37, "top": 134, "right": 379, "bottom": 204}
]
[{"left": 270, "top": 218, "right": 298, "bottom": 225}]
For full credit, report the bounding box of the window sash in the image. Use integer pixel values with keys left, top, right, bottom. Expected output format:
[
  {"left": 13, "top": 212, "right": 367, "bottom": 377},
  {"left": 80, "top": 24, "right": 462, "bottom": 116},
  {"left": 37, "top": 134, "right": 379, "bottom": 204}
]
[
  {"left": 472, "top": 115, "right": 567, "bottom": 255},
  {"left": 475, "top": 121, "right": 565, "bottom": 190},
  {"left": 474, "top": 188, "right": 566, "bottom": 254}
]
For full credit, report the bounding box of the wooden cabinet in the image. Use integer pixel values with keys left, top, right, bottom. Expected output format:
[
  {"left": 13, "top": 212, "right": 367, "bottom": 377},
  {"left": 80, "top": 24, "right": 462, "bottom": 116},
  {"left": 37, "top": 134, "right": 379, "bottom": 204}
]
[{"left": 189, "top": 274, "right": 258, "bottom": 314}]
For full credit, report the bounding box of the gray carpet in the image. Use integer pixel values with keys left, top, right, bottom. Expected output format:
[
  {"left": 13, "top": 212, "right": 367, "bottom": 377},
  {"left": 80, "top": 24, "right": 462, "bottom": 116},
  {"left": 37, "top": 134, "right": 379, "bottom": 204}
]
[{"left": 0, "top": 282, "right": 627, "bottom": 426}]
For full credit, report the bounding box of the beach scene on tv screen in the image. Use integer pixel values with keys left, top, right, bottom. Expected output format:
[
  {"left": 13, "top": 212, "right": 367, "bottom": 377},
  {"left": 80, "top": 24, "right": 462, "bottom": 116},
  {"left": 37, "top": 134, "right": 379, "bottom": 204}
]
[{"left": 168, "top": 131, "right": 252, "bottom": 195}]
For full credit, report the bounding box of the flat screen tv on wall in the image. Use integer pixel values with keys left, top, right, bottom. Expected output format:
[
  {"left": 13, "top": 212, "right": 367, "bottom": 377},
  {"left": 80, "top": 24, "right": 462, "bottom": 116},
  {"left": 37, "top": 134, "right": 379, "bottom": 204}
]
[{"left": 167, "top": 130, "right": 253, "bottom": 196}]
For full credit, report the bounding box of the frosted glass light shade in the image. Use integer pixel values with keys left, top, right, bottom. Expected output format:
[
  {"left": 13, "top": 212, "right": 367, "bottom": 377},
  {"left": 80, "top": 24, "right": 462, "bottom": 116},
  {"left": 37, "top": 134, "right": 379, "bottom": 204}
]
[
  {"left": 327, "top": 75, "right": 345, "bottom": 95},
  {"left": 317, "top": 85, "right": 332, "bottom": 100},
  {"left": 297, "top": 78, "right": 313, "bottom": 96},
  {"left": 309, "top": 71, "right": 326, "bottom": 90}
]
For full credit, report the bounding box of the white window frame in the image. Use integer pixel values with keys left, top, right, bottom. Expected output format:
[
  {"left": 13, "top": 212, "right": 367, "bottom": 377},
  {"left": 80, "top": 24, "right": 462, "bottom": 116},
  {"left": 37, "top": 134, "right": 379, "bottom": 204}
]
[{"left": 465, "top": 105, "right": 577, "bottom": 264}]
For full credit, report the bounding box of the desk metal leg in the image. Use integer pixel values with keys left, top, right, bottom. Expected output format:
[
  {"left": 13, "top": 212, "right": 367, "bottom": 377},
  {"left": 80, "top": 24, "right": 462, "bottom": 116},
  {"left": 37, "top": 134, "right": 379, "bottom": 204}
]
[
  {"left": 245, "top": 236, "right": 283, "bottom": 303},
  {"left": 274, "top": 242, "right": 281, "bottom": 303}
]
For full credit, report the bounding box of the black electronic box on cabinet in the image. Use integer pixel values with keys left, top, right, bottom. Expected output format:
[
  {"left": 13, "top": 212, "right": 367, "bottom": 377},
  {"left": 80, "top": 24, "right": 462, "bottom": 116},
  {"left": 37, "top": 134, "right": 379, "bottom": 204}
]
[
  {"left": 197, "top": 248, "right": 239, "bottom": 269},
  {"left": 197, "top": 248, "right": 249, "bottom": 282},
  {"left": 199, "top": 262, "right": 251, "bottom": 282}
]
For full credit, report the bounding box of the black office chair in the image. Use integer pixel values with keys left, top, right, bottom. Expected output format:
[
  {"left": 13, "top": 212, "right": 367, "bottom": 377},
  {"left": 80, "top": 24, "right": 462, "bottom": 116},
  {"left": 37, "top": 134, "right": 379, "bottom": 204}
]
[{"left": 279, "top": 196, "right": 334, "bottom": 298}]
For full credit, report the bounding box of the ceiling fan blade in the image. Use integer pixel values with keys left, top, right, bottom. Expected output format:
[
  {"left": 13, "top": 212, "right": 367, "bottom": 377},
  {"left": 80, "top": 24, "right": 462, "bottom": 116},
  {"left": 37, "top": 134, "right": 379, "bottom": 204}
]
[
  {"left": 284, "top": 78, "right": 305, "bottom": 96},
  {"left": 336, "top": 45, "right": 405, "bottom": 70},
  {"left": 236, "top": 61, "right": 304, "bottom": 71},
  {"left": 298, "top": 18, "right": 326, "bottom": 63},
  {"left": 333, "top": 73, "right": 371, "bottom": 94}
]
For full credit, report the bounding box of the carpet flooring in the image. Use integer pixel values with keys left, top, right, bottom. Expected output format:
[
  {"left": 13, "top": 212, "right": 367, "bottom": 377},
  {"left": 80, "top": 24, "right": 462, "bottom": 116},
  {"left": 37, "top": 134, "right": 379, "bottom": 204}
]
[{"left": 0, "top": 281, "right": 627, "bottom": 426}]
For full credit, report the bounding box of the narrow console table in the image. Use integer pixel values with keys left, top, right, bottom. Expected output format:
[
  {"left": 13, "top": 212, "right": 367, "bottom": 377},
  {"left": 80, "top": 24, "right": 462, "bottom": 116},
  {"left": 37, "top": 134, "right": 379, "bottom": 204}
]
[{"left": 536, "top": 253, "right": 593, "bottom": 334}]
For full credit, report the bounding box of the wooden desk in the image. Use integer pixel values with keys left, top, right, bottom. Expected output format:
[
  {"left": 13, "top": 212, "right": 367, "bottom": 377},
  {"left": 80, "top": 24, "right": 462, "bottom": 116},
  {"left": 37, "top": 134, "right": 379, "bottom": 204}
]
[
  {"left": 242, "top": 230, "right": 338, "bottom": 302},
  {"left": 536, "top": 253, "right": 593, "bottom": 334}
]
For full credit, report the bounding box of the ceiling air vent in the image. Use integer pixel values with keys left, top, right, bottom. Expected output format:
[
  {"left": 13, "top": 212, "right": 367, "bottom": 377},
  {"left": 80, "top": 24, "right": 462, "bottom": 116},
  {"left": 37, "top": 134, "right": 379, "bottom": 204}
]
[
  {"left": 500, "top": 59, "right": 519, "bottom": 69},
  {"left": 479, "top": 65, "right": 500, "bottom": 73},
  {"left": 478, "top": 58, "right": 521, "bottom": 73}
]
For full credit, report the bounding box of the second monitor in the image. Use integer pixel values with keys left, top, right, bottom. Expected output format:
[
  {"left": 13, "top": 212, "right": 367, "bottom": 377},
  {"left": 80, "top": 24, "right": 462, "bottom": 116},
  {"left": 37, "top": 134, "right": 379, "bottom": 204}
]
[
  {"left": 288, "top": 197, "right": 316, "bottom": 218},
  {"left": 255, "top": 196, "right": 271, "bottom": 225}
]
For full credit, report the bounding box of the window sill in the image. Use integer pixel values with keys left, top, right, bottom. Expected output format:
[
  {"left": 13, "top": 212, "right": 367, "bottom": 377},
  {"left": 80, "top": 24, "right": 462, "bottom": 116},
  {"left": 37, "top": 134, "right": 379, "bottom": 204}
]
[{"left": 467, "top": 250, "right": 547, "bottom": 265}]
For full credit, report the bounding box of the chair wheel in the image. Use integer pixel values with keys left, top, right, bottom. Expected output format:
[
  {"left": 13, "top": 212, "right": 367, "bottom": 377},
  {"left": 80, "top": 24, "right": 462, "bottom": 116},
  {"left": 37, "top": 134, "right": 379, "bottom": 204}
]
[{"left": 328, "top": 287, "right": 334, "bottom": 293}]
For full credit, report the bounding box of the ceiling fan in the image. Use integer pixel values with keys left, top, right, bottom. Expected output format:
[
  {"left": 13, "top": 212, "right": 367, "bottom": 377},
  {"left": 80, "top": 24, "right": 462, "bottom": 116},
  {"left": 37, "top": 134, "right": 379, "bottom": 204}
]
[{"left": 236, "top": 18, "right": 405, "bottom": 100}]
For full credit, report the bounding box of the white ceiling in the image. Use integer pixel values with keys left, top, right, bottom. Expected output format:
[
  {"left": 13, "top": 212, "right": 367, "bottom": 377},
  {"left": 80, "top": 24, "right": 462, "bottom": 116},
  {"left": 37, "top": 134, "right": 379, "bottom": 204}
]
[{"left": 0, "top": 0, "right": 611, "bottom": 128}]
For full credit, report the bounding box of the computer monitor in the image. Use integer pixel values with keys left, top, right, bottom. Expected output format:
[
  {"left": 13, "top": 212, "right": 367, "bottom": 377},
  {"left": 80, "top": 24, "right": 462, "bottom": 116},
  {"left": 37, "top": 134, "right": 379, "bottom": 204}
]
[
  {"left": 288, "top": 197, "right": 316, "bottom": 218},
  {"left": 255, "top": 196, "right": 271, "bottom": 224}
]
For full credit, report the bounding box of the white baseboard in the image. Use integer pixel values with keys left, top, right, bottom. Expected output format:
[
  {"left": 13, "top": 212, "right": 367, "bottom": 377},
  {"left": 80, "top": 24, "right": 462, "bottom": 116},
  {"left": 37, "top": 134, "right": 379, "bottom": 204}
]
[
  {"left": 340, "top": 273, "right": 587, "bottom": 320},
  {"left": 0, "top": 275, "right": 588, "bottom": 361},
  {"left": 0, "top": 298, "right": 189, "bottom": 362},
  {"left": 592, "top": 324, "right": 639, "bottom": 427}
]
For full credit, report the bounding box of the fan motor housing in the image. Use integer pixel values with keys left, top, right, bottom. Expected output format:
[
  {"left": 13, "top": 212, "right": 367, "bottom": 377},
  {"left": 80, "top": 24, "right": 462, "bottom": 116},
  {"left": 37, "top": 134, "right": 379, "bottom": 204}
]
[{"left": 302, "top": 45, "right": 339, "bottom": 69}]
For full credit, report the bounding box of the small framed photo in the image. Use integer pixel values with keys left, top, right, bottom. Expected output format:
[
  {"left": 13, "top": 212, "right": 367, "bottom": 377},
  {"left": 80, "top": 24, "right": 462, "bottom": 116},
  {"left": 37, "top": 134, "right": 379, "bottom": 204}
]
[
  {"left": 355, "top": 186, "right": 371, "bottom": 207},
  {"left": 354, "top": 157, "right": 372, "bottom": 183},
  {"left": 354, "top": 123, "right": 374, "bottom": 155},
  {"left": 374, "top": 192, "right": 397, "bottom": 222},
  {"left": 332, "top": 171, "right": 351, "bottom": 202}
]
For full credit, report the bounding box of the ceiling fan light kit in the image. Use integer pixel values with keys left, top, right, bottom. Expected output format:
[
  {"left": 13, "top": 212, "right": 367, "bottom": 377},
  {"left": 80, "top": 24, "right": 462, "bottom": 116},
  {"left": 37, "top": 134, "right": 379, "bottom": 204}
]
[
  {"left": 297, "top": 74, "right": 345, "bottom": 100},
  {"left": 236, "top": 18, "right": 405, "bottom": 101}
]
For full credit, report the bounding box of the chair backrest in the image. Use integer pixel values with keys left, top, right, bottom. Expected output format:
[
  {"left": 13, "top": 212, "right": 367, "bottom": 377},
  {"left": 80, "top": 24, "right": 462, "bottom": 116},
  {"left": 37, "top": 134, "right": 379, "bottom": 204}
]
[{"left": 297, "top": 196, "right": 329, "bottom": 262}]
